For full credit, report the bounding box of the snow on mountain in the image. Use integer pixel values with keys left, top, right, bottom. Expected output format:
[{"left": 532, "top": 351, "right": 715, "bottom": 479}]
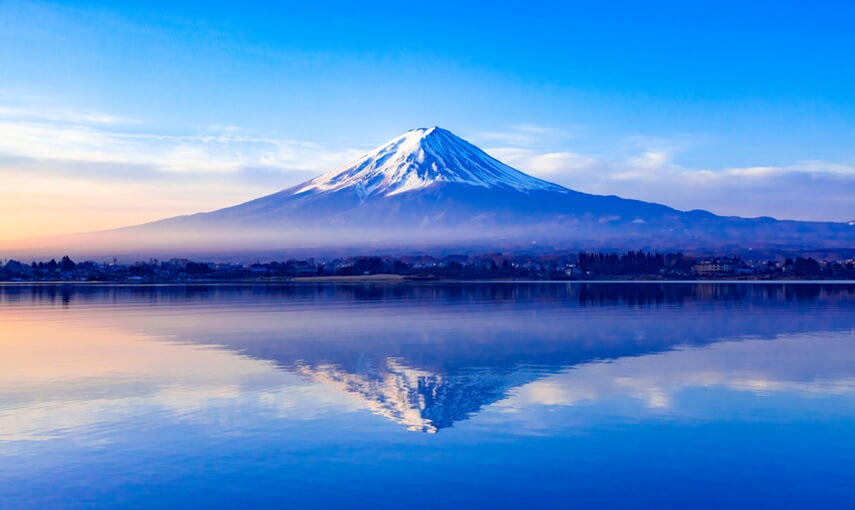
[{"left": 295, "top": 126, "right": 567, "bottom": 198}]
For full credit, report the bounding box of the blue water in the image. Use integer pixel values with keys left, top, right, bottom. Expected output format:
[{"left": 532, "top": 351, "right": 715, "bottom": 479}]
[{"left": 1, "top": 283, "right": 854, "bottom": 509}]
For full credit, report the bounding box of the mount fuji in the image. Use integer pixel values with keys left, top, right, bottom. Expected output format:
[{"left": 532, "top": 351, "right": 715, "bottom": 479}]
[{"left": 19, "top": 126, "right": 855, "bottom": 257}]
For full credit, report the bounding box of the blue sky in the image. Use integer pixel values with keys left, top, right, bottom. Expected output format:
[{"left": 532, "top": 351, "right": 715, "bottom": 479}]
[{"left": 1, "top": 0, "right": 854, "bottom": 239}]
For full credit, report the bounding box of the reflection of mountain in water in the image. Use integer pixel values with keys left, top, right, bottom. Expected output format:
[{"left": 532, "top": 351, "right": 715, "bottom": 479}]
[
  {"left": 3, "top": 282, "right": 855, "bottom": 432},
  {"left": 293, "top": 359, "right": 540, "bottom": 433}
]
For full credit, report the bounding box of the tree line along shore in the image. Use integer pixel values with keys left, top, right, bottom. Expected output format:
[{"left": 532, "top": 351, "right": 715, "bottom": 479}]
[{"left": 2, "top": 251, "right": 854, "bottom": 282}]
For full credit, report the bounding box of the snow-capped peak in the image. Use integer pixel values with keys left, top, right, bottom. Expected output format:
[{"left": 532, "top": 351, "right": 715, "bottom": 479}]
[{"left": 296, "top": 126, "right": 567, "bottom": 197}]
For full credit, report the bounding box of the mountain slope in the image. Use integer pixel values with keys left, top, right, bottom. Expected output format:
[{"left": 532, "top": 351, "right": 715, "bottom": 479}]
[
  {"left": 152, "top": 127, "right": 687, "bottom": 231},
  {"left": 135, "top": 126, "right": 850, "bottom": 253},
  {"left": 11, "top": 126, "right": 854, "bottom": 257}
]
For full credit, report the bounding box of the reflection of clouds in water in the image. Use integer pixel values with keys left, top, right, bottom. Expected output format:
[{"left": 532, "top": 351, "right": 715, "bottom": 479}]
[
  {"left": 0, "top": 317, "right": 359, "bottom": 442},
  {"left": 1, "top": 383, "right": 363, "bottom": 443},
  {"left": 500, "top": 333, "right": 855, "bottom": 414}
]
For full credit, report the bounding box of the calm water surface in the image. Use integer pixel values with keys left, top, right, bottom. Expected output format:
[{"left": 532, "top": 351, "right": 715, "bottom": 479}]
[{"left": 1, "top": 283, "right": 854, "bottom": 509}]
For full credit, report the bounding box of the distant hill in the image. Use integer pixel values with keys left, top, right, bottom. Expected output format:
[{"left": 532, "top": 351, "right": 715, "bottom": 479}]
[{"left": 6, "top": 127, "right": 854, "bottom": 259}]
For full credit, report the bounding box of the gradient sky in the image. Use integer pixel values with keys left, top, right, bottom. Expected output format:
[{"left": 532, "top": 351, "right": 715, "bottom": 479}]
[{"left": 1, "top": 0, "right": 854, "bottom": 242}]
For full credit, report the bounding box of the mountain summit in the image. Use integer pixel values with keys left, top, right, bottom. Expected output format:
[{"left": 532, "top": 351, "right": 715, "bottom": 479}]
[
  {"left": 15, "top": 126, "right": 854, "bottom": 257},
  {"left": 297, "top": 127, "right": 566, "bottom": 198}
]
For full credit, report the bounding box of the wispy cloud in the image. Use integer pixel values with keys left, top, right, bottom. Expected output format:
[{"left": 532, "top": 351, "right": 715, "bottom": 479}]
[
  {"left": 0, "top": 107, "right": 366, "bottom": 239},
  {"left": 0, "top": 118, "right": 362, "bottom": 177},
  {"left": 484, "top": 130, "right": 855, "bottom": 222},
  {"left": 0, "top": 106, "right": 135, "bottom": 125},
  {"left": 472, "top": 123, "right": 581, "bottom": 148}
]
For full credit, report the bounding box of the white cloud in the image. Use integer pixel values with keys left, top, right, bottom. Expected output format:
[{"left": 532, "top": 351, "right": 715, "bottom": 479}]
[
  {"left": 486, "top": 133, "right": 855, "bottom": 222},
  {"left": 0, "top": 118, "right": 362, "bottom": 176},
  {"left": 473, "top": 123, "right": 580, "bottom": 148},
  {"left": 528, "top": 152, "right": 604, "bottom": 174},
  {"left": 0, "top": 106, "right": 369, "bottom": 239},
  {"left": 0, "top": 105, "right": 135, "bottom": 125},
  {"left": 626, "top": 150, "right": 671, "bottom": 171}
]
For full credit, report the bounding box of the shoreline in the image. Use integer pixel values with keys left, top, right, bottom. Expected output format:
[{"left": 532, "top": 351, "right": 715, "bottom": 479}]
[{"left": 1, "top": 276, "right": 854, "bottom": 285}]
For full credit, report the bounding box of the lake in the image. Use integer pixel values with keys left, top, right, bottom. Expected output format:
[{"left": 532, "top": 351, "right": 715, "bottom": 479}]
[{"left": 1, "top": 282, "right": 854, "bottom": 509}]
